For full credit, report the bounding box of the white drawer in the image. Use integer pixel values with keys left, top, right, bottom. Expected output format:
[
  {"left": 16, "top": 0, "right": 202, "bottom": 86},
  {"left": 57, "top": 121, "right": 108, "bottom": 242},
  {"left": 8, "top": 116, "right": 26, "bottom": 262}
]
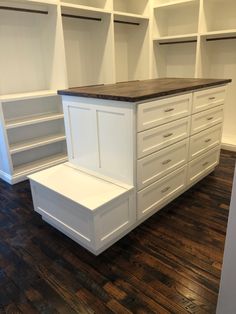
[
  {"left": 187, "top": 146, "right": 220, "bottom": 186},
  {"left": 137, "top": 117, "right": 190, "bottom": 158},
  {"left": 191, "top": 105, "right": 224, "bottom": 135},
  {"left": 193, "top": 86, "right": 226, "bottom": 113},
  {"left": 137, "top": 166, "right": 187, "bottom": 219},
  {"left": 137, "top": 139, "right": 189, "bottom": 190},
  {"left": 137, "top": 93, "right": 192, "bottom": 132},
  {"left": 189, "top": 124, "right": 222, "bottom": 160}
]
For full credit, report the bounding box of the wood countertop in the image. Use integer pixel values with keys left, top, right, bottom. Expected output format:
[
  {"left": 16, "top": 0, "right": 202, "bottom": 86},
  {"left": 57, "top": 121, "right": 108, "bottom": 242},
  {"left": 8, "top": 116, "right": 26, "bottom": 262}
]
[{"left": 58, "top": 78, "right": 232, "bottom": 102}]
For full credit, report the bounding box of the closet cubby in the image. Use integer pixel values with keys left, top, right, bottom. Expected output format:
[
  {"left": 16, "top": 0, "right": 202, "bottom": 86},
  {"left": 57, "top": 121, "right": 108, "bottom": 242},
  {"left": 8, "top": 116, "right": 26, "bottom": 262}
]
[
  {"left": 153, "top": 0, "right": 199, "bottom": 38},
  {"left": 153, "top": 41, "right": 197, "bottom": 78},
  {"left": 113, "top": 0, "right": 149, "bottom": 16},
  {"left": 62, "top": 6, "right": 114, "bottom": 87},
  {"left": 0, "top": 1, "right": 66, "bottom": 97},
  {"left": 199, "top": 36, "right": 236, "bottom": 147},
  {"left": 201, "top": 0, "right": 236, "bottom": 34},
  {"left": 114, "top": 19, "right": 150, "bottom": 82}
]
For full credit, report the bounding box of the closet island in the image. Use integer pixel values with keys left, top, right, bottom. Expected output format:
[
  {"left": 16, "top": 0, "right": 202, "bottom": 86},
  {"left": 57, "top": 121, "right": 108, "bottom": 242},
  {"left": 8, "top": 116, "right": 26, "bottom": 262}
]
[{"left": 29, "top": 78, "right": 231, "bottom": 255}]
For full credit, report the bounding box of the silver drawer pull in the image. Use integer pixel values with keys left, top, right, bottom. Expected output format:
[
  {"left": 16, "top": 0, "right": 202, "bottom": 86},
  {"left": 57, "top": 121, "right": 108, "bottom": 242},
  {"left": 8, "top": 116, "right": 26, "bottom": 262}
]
[
  {"left": 164, "top": 108, "right": 174, "bottom": 112},
  {"left": 162, "top": 159, "right": 172, "bottom": 165},
  {"left": 161, "top": 186, "right": 171, "bottom": 193},
  {"left": 163, "top": 132, "right": 173, "bottom": 138},
  {"left": 209, "top": 97, "right": 216, "bottom": 100},
  {"left": 205, "top": 138, "right": 212, "bottom": 143},
  {"left": 207, "top": 117, "right": 214, "bottom": 121},
  {"left": 202, "top": 161, "right": 209, "bottom": 167}
]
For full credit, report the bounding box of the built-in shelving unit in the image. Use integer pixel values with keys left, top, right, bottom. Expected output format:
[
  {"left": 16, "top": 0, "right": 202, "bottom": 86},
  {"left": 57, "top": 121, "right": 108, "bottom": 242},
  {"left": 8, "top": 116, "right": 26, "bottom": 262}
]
[{"left": 1, "top": 0, "right": 236, "bottom": 184}]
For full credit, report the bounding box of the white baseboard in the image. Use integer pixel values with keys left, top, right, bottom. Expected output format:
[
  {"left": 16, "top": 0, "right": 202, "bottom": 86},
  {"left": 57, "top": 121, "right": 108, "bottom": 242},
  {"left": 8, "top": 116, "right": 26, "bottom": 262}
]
[{"left": 221, "top": 142, "right": 236, "bottom": 152}]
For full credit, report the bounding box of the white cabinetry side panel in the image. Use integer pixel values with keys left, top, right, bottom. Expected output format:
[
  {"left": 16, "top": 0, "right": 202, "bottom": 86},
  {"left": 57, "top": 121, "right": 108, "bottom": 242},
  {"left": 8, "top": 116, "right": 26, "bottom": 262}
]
[{"left": 63, "top": 97, "right": 135, "bottom": 185}]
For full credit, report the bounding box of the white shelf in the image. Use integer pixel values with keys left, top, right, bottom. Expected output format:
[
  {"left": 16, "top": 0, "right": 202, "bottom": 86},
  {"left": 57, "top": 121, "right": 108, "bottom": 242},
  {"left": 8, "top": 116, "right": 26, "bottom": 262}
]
[
  {"left": 60, "top": 2, "right": 111, "bottom": 18},
  {"left": 10, "top": 134, "right": 66, "bottom": 154},
  {"left": 201, "top": 30, "right": 236, "bottom": 40},
  {"left": 154, "top": 0, "right": 197, "bottom": 9},
  {"left": 6, "top": 113, "right": 64, "bottom": 129},
  {"left": 13, "top": 153, "right": 68, "bottom": 176},
  {"left": 153, "top": 33, "right": 198, "bottom": 43},
  {"left": 0, "top": 90, "right": 58, "bottom": 103},
  {"left": 114, "top": 11, "right": 149, "bottom": 24}
]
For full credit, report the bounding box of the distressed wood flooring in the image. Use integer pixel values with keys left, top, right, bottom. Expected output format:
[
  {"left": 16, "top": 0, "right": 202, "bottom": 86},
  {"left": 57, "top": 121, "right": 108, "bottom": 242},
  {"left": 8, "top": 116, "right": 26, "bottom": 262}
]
[{"left": 0, "top": 150, "right": 235, "bottom": 314}]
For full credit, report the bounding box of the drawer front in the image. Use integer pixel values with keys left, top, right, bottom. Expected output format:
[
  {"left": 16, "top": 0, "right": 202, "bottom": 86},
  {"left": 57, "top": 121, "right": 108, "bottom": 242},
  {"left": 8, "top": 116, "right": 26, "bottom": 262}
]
[
  {"left": 137, "top": 117, "right": 190, "bottom": 158},
  {"left": 137, "top": 166, "right": 187, "bottom": 219},
  {"left": 187, "top": 146, "right": 220, "bottom": 185},
  {"left": 191, "top": 105, "right": 224, "bottom": 135},
  {"left": 189, "top": 124, "right": 222, "bottom": 160},
  {"left": 137, "top": 139, "right": 189, "bottom": 190},
  {"left": 193, "top": 86, "right": 226, "bottom": 113},
  {"left": 137, "top": 93, "right": 192, "bottom": 132}
]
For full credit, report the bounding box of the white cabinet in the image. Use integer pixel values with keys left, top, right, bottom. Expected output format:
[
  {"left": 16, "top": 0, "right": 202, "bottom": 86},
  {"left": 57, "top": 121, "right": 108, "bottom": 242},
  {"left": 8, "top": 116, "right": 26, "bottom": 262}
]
[{"left": 29, "top": 82, "right": 228, "bottom": 254}]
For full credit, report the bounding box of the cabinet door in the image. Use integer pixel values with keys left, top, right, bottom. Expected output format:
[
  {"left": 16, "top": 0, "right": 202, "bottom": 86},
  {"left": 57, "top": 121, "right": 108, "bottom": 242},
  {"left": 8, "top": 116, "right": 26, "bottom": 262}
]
[
  {"left": 137, "top": 93, "right": 192, "bottom": 132},
  {"left": 137, "top": 117, "right": 190, "bottom": 158}
]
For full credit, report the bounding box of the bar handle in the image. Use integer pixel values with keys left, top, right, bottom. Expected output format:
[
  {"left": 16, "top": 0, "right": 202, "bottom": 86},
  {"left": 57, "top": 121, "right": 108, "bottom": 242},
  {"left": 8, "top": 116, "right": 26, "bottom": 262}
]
[
  {"left": 164, "top": 108, "right": 174, "bottom": 113},
  {"left": 162, "top": 159, "right": 172, "bottom": 165},
  {"left": 163, "top": 132, "right": 173, "bottom": 138},
  {"left": 161, "top": 186, "right": 171, "bottom": 193}
]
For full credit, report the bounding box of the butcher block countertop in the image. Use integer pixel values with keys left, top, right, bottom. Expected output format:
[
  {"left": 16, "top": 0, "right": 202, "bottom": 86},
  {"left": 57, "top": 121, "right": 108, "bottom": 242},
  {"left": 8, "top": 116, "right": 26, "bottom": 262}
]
[{"left": 58, "top": 78, "right": 232, "bottom": 102}]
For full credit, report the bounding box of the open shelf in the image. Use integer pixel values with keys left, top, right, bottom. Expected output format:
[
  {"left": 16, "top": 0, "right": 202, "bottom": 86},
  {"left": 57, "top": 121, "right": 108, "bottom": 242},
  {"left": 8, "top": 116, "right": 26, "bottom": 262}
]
[
  {"left": 114, "top": 18, "right": 150, "bottom": 82},
  {"left": 153, "top": 33, "right": 198, "bottom": 44},
  {"left": 5, "top": 113, "right": 64, "bottom": 129},
  {"left": 202, "top": 0, "right": 236, "bottom": 33},
  {"left": 9, "top": 134, "right": 66, "bottom": 154},
  {"left": 201, "top": 30, "right": 236, "bottom": 40},
  {"left": 153, "top": 40, "right": 197, "bottom": 78},
  {"left": 0, "top": 90, "right": 57, "bottom": 103},
  {"left": 154, "top": 0, "right": 198, "bottom": 9},
  {"left": 114, "top": 11, "right": 149, "bottom": 24},
  {"left": 113, "top": 0, "right": 149, "bottom": 16},
  {"left": 153, "top": 0, "right": 199, "bottom": 37},
  {"left": 60, "top": 0, "right": 110, "bottom": 10},
  {"left": 60, "top": 2, "right": 111, "bottom": 18},
  {"left": 14, "top": 152, "right": 68, "bottom": 177}
]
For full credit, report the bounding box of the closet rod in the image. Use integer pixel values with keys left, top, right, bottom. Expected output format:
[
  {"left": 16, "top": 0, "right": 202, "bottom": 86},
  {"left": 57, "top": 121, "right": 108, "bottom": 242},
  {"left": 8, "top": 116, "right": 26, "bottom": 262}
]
[
  {"left": 62, "top": 13, "right": 101, "bottom": 21},
  {"left": 114, "top": 20, "right": 140, "bottom": 26},
  {"left": 206, "top": 36, "right": 236, "bottom": 42},
  {"left": 159, "top": 40, "right": 197, "bottom": 45},
  {"left": 0, "top": 6, "right": 48, "bottom": 15}
]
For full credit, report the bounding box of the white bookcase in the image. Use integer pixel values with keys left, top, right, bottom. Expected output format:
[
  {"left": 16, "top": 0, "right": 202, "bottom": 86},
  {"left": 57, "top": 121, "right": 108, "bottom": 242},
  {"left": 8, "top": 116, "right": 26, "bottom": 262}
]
[{"left": 1, "top": 0, "right": 236, "bottom": 184}]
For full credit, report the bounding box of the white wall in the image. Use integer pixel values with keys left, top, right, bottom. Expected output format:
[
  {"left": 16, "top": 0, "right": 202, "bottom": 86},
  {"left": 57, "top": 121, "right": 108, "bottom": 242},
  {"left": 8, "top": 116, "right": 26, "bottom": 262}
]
[{"left": 217, "top": 164, "right": 236, "bottom": 313}]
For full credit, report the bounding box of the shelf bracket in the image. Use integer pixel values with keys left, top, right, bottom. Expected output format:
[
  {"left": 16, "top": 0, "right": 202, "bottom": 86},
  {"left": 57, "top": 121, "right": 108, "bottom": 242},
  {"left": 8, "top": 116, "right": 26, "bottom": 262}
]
[{"left": 0, "top": 6, "right": 48, "bottom": 15}]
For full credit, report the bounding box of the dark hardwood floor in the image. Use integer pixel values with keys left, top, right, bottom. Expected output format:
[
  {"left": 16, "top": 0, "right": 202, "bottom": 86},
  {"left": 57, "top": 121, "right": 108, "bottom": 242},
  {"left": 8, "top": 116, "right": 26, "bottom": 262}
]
[{"left": 0, "top": 150, "right": 235, "bottom": 314}]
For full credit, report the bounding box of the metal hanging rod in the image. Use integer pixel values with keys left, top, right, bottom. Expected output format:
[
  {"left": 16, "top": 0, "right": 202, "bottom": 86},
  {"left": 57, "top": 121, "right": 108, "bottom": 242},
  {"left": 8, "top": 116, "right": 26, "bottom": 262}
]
[
  {"left": 114, "top": 20, "right": 140, "bottom": 26},
  {"left": 62, "top": 13, "right": 102, "bottom": 21},
  {"left": 206, "top": 36, "right": 236, "bottom": 42},
  {"left": 159, "top": 39, "right": 197, "bottom": 45},
  {"left": 0, "top": 6, "right": 48, "bottom": 15}
]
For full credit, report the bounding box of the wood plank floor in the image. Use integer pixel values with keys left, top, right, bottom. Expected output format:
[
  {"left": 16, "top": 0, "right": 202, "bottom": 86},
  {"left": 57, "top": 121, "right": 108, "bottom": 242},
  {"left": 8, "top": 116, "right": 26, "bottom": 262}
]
[{"left": 0, "top": 150, "right": 235, "bottom": 314}]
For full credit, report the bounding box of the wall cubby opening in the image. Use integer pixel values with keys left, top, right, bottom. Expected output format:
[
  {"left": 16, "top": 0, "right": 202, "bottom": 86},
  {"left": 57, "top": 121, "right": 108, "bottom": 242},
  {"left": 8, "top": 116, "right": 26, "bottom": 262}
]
[
  {"left": 199, "top": 37, "right": 236, "bottom": 145},
  {"left": 202, "top": 0, "right": 236, "bottom": 33},
  {"left": 153, "top": 41, "right": 197, "bottom": 78},
  {"left": 153, "top": 0, "right": 199, "bottom": 38},
  {"left": 114, "top": 20, "right": 150, "bottom": 82},
  {"left": 0, "top": 2, "right": 65, "bottom": 96},
  {"left": 62, "top": 11, "right": 113, "bottom": 87},
  {"left": 113, "top": 0, "right": 149, "bottom": 16}
]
